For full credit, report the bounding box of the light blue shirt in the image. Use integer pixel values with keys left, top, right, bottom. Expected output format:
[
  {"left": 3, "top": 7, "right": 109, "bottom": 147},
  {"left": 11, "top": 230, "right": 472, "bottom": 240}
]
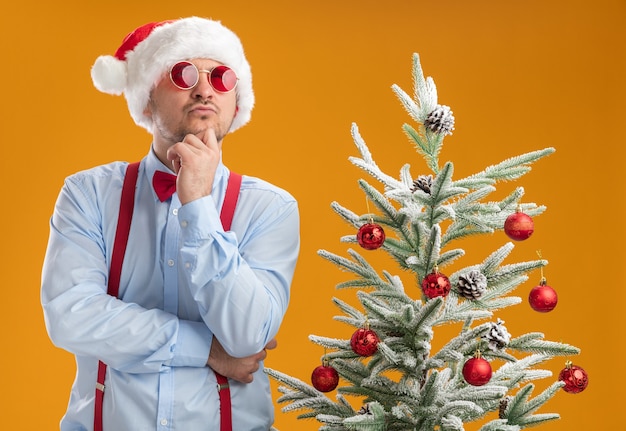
[{"left": 41, "top": 148, "right": 300, "bottom": 430}]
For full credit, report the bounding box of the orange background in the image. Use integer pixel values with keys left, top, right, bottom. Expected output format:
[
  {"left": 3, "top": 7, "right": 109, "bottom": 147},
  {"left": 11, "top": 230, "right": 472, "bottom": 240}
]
[{"left": 2, "top": 1, "right": 624, "bottom": 430}]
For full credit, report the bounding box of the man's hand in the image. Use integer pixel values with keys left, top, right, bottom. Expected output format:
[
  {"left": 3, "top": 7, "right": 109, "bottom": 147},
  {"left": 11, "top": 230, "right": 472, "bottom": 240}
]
[
  {"left": 166, "top": 128, "right": 221, "bottom": 205},
  {"left": 207, "top": 337, "right": 278, "bottom": 383}
]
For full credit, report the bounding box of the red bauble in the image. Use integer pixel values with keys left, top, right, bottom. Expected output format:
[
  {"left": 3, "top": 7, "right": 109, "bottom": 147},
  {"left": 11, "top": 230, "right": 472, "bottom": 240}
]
[
  {"left": 463, "top": 357, "right": 492, "bottom": 386},
  {"left": 528, "top": 280, "right": 558, "bottom": 312},
  {"left": 559, "top": 362, "right": 588, "bottom": 394},
  {"left": 357, "top": 223, "right": 386, "bottom": 250},
  {"left": 504, "top": 211, "right": 534, "bottom": 241},
  {"left": 421, "top": 271, "right": 451, "bottom": 299},
  {"left": 350, "top": 328, "right": 379, "bottom": 357},
  {"left": 311, "top": 364, "right": 339, "bottom": 392}
]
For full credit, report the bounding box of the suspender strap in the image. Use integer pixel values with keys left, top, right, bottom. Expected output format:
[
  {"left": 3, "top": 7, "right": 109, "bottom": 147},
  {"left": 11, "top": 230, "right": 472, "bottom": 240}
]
[
  {"left": 94, "top": 164, "right": 241, "bottom": 431},
  {"left": 94, "top": 161, "right": 139, "bottom": 431},
  {"left": 109, "top": 162, "right": 140, "bottom": 297},
  {"left": 215, "top": 171, "right": 241, "bottom": 431},
  {"left": 216, "top": 373, "right": 233, "bottom": 431},
  {"left": 220, "top": 172, "right": 242, "bottom": 231}
]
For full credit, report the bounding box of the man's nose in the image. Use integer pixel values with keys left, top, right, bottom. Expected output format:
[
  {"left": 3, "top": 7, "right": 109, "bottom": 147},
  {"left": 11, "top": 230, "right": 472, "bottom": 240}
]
[{"left": 191, "top": 73, "right": 216, "bottom": 99}]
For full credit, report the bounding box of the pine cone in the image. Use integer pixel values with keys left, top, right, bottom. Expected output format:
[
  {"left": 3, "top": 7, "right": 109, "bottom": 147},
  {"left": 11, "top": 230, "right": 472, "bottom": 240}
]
[
  {"left": 457, "top": 270, "right": 487, "bottom": 299},
  {"left": 358, "top": 404, "right": 373, "bottom": 415},
  {"left": 485, "top": 318, "right": 511, "bottom": 351},
  {"left": 424, "top": 104, "right": 455, "bottom": 135},
  {"left": 411, "top": 174, "right": 433, "bottom": 194},
  {"left": 499, "top": 396, "right": 511, "bottom": 419}
]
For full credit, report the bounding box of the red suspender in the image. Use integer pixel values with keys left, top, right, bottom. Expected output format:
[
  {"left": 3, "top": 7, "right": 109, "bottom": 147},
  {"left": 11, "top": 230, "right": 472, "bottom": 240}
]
[
  {"left": 94, "top": 161, "right": 139, "bottom": 431},
  {"left": 215, "top": 170, "right": 241, "bottom": 431},
  {"left": 94, "top": 163, "right": 242, "bottom": 431},
  {"left": 220, "top": 171, "right": 242, "bottom": 231}
]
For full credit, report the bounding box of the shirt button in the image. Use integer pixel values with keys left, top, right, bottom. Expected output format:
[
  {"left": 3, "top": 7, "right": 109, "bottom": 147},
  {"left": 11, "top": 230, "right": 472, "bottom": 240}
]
[
  {"left": 184, "top": 262, "right": 191, "bottom": 269},
  {"left": 160, "top": 418, "right": 168, "bottom": 426},
  {"left": 181, "top": 220, "right": 188, "bottom": 228},
  {"left": 172, "top": 208, "right": 178, "bottom": 216},
  {"left": 167, "top": 259, "right": 175, "bottom": 267}
]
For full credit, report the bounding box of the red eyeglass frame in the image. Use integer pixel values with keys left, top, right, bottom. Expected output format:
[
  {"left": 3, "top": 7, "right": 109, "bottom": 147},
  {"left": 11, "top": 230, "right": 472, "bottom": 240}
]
[{"left": 169, "top": 61, "right": 238, "bottom": 93}]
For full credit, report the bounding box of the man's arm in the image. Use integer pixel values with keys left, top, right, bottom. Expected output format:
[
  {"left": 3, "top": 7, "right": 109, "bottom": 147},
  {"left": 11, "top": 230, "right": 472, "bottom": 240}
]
[
  {"left": 41, "top": 172, "right": 212, "bottom": 373},
  {"left": 167, "top": 128, "right": 300, "bottom": 360},
  {"left": 179, "top": 191, "right": 299, "bottom": 358}
]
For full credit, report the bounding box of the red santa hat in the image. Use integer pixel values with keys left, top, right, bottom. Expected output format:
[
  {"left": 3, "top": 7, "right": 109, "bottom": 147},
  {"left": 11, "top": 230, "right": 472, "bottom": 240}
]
[{"left": 91, "top": 17, "right": 254, "bottom": 133}]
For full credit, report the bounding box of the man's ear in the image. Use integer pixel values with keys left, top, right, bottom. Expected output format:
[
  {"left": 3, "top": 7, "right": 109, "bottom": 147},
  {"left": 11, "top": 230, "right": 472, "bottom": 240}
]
[{"left": 144, "top": 103, "right": 152, "bottom": 118}]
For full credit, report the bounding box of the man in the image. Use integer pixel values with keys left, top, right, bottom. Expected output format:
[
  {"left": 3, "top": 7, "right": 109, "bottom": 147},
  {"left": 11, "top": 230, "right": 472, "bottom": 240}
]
[{"left": 41, "top": 17, "right": 300, "bottom": 430}]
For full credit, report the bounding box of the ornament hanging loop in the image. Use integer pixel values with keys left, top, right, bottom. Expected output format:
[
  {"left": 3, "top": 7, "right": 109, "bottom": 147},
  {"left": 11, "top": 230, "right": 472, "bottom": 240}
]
[
  {"left": 536, "top": 250, "right": 546, "bottom": 283},
  {"left": 322, "top": 347, "right": 329, "bottom": 366},
  {"left": 365, "top": 196, "right": 374, "bottom": 223}
]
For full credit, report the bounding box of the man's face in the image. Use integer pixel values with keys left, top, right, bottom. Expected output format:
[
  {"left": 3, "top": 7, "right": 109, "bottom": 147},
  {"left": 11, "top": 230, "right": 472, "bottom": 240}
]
[{"left": 145, "top": 58, "right": 238, "bottom": 148}]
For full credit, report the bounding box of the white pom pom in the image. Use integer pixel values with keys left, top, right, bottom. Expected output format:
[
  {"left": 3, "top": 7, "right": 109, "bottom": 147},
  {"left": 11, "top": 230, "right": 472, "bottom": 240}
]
[{"left": 91, "top": 55, "right": 127, "bottom": 95}]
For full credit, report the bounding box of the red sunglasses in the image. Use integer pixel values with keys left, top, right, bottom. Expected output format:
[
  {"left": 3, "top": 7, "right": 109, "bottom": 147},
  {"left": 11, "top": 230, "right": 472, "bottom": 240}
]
[{"left": 169, "top": 61, "right": 238, "bottom": 93}]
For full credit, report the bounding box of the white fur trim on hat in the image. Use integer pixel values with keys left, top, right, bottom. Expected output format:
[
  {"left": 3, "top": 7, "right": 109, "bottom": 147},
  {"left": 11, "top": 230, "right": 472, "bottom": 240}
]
[
  {"left": 91, "top": 55, "right": 127, "bottom": 95},
  {"left": 90, "top": 17, "right": 254, "bottom": 133}
]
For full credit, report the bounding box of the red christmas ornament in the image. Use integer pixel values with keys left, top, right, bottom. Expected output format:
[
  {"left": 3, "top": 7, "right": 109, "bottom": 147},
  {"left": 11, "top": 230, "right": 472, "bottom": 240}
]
[
  {"left": 504, "top": 210, "right": 534, "bottom": 241},
  {"left": 528, "top": 279, "right": 558, "bottom": 312},
  {"left": 421, "top": 270, "right": 451, "bottom": 299},
  {"left": 357, "top": 223, "right": 386, "bottom": 250},
  {"left": 463, "top": 356, "right": 492, "bottom": 386},
  {"left": 311, "top": 361, "right": 339, "bottom": 392},
  {"left": 559, "top": 361, "right": 588, "bottom": 394},
  {"left": 350, "top": 327, "right": 379, "bottom": 357}
]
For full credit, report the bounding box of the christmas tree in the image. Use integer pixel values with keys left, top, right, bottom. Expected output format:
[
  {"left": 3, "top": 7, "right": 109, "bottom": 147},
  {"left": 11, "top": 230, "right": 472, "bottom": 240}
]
[{"left": 266, "top": 54, "right": 587, "bottom": 431}]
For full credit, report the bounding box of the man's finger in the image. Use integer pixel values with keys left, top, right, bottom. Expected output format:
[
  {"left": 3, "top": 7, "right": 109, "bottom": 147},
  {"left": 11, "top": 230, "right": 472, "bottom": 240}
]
[
  {"left": 165, "top": 146, "right": 183, "bottom": 174},
  {"left": 202, "top": 128, "right": 219, "bottom": 152},
  {"left": 182, "top": 133, "right": 205, "bottom": 149},
  {"left": 265, "top": 338, "right": 278, "bottom": 350}
]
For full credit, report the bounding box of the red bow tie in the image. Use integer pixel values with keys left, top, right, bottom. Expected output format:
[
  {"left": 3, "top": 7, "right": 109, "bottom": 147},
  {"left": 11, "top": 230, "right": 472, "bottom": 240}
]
[{"left": 152, "top": 170, "right": 177, "bottom": 201}]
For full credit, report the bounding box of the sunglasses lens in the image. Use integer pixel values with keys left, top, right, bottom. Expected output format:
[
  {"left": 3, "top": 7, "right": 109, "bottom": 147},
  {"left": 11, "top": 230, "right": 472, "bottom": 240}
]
[
  {"left": 170, "top": 62, "right": 198, "bottom": 89},
  {"left": 209, "top": 66, "right": 237, "bottom": 92}
]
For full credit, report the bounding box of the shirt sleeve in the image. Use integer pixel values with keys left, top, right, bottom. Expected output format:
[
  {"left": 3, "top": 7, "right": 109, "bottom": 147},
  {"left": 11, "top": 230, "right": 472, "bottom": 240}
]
[
  {"left": 177, "top": 186, "right": 300, "bottom": 358},
  {"left": 41, "top": 175, "right": 211, "bottom": 373}
]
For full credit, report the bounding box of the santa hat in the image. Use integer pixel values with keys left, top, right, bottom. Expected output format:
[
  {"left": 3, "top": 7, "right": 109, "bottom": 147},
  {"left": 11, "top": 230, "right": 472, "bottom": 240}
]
[{"left": 91, "top": 17, "right": 254, "bottom": 133}]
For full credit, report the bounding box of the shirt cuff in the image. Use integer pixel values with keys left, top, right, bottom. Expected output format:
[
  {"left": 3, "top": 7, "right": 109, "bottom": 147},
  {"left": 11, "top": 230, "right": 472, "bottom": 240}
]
[
  {"left": 168, "top": 320, "right": 213, "bottom": 368},
  {"left": 178, "top": 195, "right": 222, "bottom": 242}
]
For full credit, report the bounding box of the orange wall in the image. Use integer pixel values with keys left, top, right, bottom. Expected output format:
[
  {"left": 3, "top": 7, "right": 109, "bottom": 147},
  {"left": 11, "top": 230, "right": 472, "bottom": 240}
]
[{"left": 2, "top": 1, "right": 623, "bottom": 430}]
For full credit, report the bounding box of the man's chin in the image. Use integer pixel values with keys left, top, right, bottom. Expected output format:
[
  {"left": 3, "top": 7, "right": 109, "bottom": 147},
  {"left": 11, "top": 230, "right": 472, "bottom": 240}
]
[
  {"left": 182, "top": 118, "right": 231, "bottom": 142},
  {"left": 179, "top": 127, "right": 223, "bottom": 144}
]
